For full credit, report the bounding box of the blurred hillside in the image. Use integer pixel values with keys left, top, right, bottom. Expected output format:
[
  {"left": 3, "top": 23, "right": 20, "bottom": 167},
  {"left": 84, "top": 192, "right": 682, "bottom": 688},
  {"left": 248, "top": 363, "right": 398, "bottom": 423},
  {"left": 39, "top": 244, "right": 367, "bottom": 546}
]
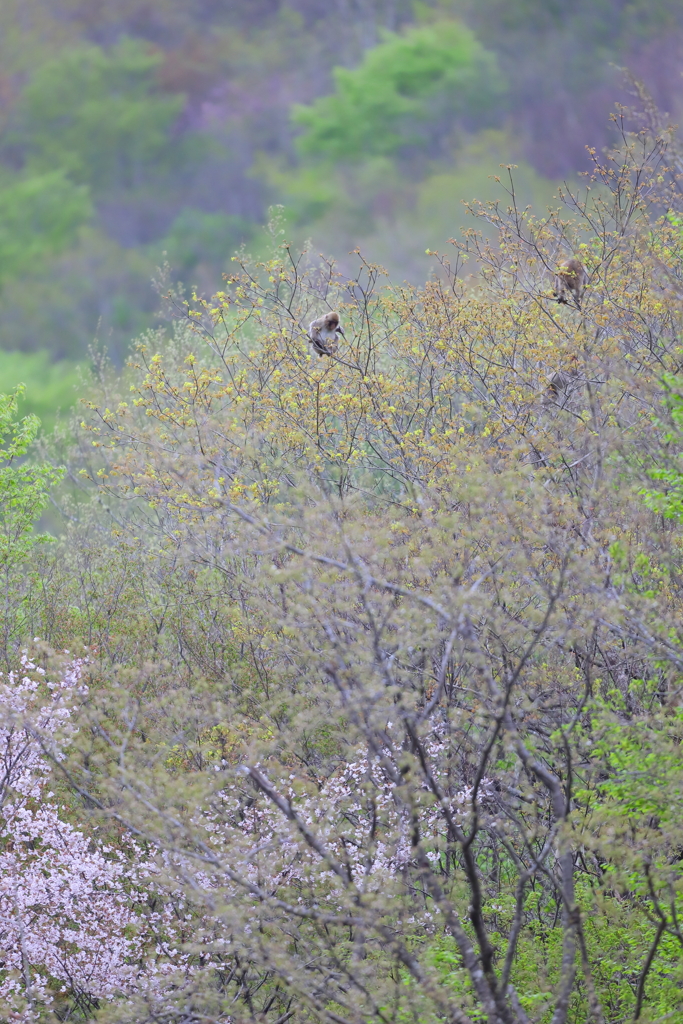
[{"left": 0, "top": 0, "right": 682, "bottom": 404}]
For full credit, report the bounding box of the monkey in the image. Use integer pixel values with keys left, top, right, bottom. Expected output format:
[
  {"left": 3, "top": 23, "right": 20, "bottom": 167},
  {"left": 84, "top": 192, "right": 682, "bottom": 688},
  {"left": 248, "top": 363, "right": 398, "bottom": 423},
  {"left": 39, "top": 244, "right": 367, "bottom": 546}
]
[
  {"left": 552, "top": 258, "right": 588, "bottom": 309},
  {"left": 546, "top": 352, "right": 580, "bottom": 401},
  {"left": 307, "top": 311, "right": 345, "bottom": 357},
  {"left": 547, "top": 368, "right": 573, "bottom": 399}
]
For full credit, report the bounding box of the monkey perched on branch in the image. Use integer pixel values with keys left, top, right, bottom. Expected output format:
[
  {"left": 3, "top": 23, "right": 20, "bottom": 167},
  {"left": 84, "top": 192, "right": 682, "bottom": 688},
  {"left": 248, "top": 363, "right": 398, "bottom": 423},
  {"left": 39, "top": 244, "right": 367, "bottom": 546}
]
[
  {"left": 307, "top": 311, "right": 345, "bottom": 357},
  {"left": 553, "top": 258, "right": 588, "bottom": 308},
  {"left": 547, "top": 352, "right": 580, "bottom": 401}
]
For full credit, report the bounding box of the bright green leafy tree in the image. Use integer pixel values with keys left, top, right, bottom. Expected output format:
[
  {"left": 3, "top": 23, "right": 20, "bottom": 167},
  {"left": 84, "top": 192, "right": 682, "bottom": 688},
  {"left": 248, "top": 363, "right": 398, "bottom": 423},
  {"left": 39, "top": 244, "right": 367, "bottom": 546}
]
[
  {"left": 292, "top": 19, "right": 505, "bottom": 162},
  {"left": 0, "top": 387, "right": 64, "bottom": 662},
  {"left": 640, "top": 373, "right": 683, "bottom": 520}
]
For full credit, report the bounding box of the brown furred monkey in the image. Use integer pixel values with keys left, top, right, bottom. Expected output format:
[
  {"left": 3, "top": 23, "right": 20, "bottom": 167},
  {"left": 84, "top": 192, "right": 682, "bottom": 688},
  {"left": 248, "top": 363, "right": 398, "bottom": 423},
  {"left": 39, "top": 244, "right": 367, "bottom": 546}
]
[
  {"left": 546, "top": 350, "right": 581, "bottom": 402},
  {"left": 308, "top": 311, "right": 345, "bottom": 357},
  {"left": 553, "top": 258, "right": 588, "bottom": 308}
]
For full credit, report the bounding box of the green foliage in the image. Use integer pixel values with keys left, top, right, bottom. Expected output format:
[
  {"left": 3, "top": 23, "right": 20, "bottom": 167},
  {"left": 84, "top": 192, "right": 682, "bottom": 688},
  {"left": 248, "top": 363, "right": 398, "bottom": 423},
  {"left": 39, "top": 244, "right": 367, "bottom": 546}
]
[
  {"left": 0, "top": 387, "right": 64, "bottom": 660},
  {"left": 0, "top": 387, "right": 64, "bottom": 555},
  {"left": 292, "top": 19, "right": 505, "bottom": 162},
  {"left": 0, "top": 226, "right": 158, "bottom": 362},
  {"left": 9, "top": 129, "right": 683, "bottom": 1023},
  {"left": 163, "top": 208, "right": 252, "bottom": 272},
  {"left": 275, "top": 23, "right": 525, "bottom": 281},
  {"left": 0, "top": 32, "right": 195, "bottom": 352},
  {"left": 15, "top": 38, "right": 185, "bottom": 195},
  {"left": 268, "top": 130, "right": 556, "bottom": 282},
  {"left": 0, "top": 350, "right": 82, "bottom": 432},
  {"left": 578, "top": 705, "right": 683, "bottom": 1017},
  {"left": 640, "top": 373, "right": 683, "bottom": 520},
  {"left": 0, "top": 0, "right": 76, "bottom": 81},
  {"left": 0, "top": 30, "right": 208, "bottom": 357},
  {"left": 1, "top": 0, "right": 683, "bottom": 368},
  {"left": 0, "top": 169, "right": 91, "bottom": 282}
]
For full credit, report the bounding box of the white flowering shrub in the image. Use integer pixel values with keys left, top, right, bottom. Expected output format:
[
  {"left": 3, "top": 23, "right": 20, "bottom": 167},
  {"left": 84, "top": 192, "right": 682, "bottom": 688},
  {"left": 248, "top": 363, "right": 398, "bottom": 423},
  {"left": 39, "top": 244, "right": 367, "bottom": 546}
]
[{"left": 0, "top": 652, "right": 191, "bottom": 1022}]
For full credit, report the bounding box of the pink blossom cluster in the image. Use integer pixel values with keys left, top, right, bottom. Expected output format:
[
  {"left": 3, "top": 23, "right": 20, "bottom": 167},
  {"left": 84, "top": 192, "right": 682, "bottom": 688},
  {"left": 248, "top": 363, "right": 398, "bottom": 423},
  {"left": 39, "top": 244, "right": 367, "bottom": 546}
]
[
  {"left": 0, "top": 653, "right": 187, "bottom": 1021},
  {"left": 190, "top": 736, "right": 492, "bottom": 903},
  {"left": 0, "top": 652, "right": 494, "bottom": 1020}
]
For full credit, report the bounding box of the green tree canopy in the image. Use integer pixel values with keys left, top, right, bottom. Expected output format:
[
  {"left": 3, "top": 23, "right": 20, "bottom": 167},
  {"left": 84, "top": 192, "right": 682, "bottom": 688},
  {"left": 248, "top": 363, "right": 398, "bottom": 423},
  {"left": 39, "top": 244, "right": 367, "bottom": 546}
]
[
  {"left": 292, "top": 19, "right": 505, "bottom": 162},
  {"left": 15, "top": 37, "right": 184, "bottom": 194},
  {"left": 0, "top": 170, "right": 91, "bottom": 282}
]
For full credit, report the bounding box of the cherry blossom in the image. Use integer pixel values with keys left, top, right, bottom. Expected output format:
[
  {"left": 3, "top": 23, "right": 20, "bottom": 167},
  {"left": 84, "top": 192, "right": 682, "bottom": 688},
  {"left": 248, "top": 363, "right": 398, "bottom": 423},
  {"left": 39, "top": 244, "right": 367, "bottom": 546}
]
[{"left": 0, "top": 654, "right": 155, "bottom": 1021}]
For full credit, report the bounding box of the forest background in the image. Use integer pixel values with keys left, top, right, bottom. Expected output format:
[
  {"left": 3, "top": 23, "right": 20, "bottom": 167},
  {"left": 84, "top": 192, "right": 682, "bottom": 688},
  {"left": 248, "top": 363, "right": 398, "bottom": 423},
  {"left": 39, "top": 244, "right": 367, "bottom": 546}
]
[{"left": 2, "top": 0, "right": 683, "bottom": 423}]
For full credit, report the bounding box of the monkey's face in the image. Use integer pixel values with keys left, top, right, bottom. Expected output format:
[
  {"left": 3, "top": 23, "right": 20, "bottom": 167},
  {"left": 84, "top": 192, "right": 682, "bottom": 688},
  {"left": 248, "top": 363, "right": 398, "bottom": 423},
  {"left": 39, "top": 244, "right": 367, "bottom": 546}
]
[{"left": 324, "top": 313, "right": 344, "bottom": 339}]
